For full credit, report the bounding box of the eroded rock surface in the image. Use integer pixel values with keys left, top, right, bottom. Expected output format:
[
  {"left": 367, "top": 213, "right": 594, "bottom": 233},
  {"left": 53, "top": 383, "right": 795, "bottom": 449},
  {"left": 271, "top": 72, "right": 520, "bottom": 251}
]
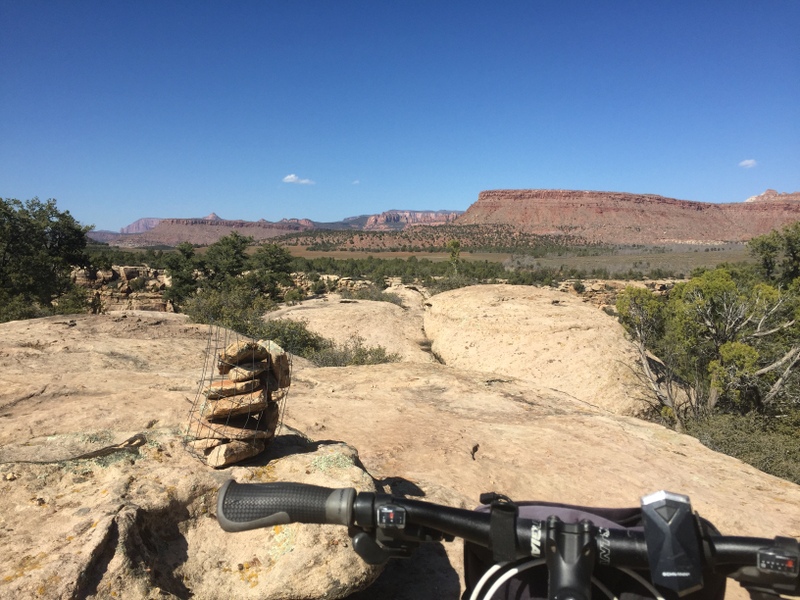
[
  {"left": 0, "top": 312, "right": 378, "bottom": 599},
  {"left": 2, "top": 289, "right": 799, "bottom": 600}
]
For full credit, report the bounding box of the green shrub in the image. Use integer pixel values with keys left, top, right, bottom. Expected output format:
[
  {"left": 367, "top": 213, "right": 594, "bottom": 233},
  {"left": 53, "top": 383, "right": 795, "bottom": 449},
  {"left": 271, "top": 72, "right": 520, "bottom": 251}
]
[
  {"left": 685, "top": 412, "right": 800, "bottom": 485},
  {"left": 128, "top": 276, "right": 148, "bottom": 292},
  {"left": 283, "top": 289, "right": 304, "bottom": 305},
  {"left": 572, "top": 280, "right": 586, "bottom": 293},
  {"left": 307, "top": 335, "right": 401, "bottom": 367},
  {"left": 312, "top": 279, "right": 327, "bottom": 295},
  {"left": 340, "top": 285, "right": 404, "bottom": 307},
  {"left": 182, "top": 280, "right": 275, "bottom": 338},
  {"left": 427, "top": 274, "right": 478, "bottom": 294},
  {"left": 258, "top": 318, "right": 329, "bottom": 356},
  {"left": 0, "top": 292, "right": 46, "bottom": 322},
  {"left": 52, "top": 286, "right": 89, "bottom": 315}
]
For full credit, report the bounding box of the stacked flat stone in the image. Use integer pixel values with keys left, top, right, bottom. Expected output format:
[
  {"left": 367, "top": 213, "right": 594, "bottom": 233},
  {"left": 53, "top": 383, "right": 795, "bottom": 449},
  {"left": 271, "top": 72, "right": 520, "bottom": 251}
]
[{"left": 188, "top": 338, "right": 290, "bottom": 468}]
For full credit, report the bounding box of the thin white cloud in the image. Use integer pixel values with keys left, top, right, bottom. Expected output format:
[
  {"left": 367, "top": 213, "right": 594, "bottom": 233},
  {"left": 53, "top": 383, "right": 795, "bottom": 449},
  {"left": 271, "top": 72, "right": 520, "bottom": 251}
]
[
  {"left": 351, "top": 179, "right": 360, "bottom": 185},
  {"left": 738, "top": 159, "right": 757, "bottom": 169},
  {"left": 282, "top": 173, "right": 315, "bottom": 185}
]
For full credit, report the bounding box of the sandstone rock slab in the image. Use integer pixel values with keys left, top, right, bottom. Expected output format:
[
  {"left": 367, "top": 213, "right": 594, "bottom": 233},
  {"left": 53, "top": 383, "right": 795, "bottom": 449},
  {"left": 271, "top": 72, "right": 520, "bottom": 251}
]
[
  {"left": 258, "top": 339, "right": 292, "bottom": 388},
  {"left": 200, "top": 391, "right": 269, "bottom": 420},
  {"left": 227, "top": 361, "right": 270, "bottom": 382},
  {"left": 205, "top": 438, "right": 266, "bottom": 468},
  {"left": 190, "top": 415, "right": 275, "bottom": 441},
  {"left": 203, "top": 377, "right": 263, "bottom": 399},
  {"left": 218, "top": 340, "right": 270, "bottom": 374}
]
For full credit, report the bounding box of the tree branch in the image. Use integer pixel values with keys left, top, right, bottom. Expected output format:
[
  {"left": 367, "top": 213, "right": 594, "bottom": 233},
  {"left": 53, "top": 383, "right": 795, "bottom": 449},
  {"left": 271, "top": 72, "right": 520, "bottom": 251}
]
[{"left": 761, "top": 346, "right": 800, "bottom": 405}]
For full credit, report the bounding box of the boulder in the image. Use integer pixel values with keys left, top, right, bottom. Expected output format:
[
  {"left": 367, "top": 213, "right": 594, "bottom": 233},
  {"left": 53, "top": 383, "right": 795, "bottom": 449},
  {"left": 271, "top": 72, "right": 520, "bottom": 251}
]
[
  {"left": 258, "top": 339, "right": 292, "bottom": 388},
  {"left": 118, "top": 266, "right": 140, "bottom": 281},
  {"left": 204, "top": 438, "right": 266, "bottom": 468},
  {"left": 200, "top": 391, "right": 269, "bottom": 420},
  {"left": 0, "top": 422, "right": 379, "bottom": 599},
  {"left": 218, "top": 340, "right": 270, "bottom": 374},
  {"left": 96, "top": 268, "right": 116, "bottom": 283},
  {"left": 190, "top": 415, "right": 275, "bottom": 441},
  {"left": 227, "top": 361, "right": 270, "bottom": 382},
  {"left": 203, "top": 377, "right": 263, "bottom": 399}
]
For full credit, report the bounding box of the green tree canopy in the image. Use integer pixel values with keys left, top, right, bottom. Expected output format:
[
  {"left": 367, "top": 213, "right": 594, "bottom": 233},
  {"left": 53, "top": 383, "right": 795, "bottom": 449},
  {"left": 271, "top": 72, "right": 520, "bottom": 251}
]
[
  {"left": 0, "top": 197, "right": 91, "bottom": 321},
  {"left": 617, "top": 268, "right": 800, "bottom": 425},
  {"left": 749, "top": 222, "right": 800, "bottom": 284},
  {"left": 163, "top": 242, "right": 198, "bottom": 309},
  {"left": 201, "top": 231, "right": 252, "bottom": 286}
]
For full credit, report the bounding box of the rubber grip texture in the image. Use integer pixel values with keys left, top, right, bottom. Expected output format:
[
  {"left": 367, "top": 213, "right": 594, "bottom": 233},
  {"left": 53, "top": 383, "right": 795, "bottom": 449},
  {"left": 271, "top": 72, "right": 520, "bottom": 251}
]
[{"left": 217, "top": 480, "right": 355, "bottom": 532}]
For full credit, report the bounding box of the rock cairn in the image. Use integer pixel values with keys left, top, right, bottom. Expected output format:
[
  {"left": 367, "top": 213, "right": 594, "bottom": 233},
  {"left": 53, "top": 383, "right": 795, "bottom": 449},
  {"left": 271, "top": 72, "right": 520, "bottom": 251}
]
[{"left": 186, "top": 335, "right": 291, "bottom": 468}]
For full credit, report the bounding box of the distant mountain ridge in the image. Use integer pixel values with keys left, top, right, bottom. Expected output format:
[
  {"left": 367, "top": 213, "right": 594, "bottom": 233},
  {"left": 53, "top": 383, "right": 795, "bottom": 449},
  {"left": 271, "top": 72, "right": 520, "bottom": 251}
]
[
  {"left": 88, "top": 189, "right": 800, "bottom": 248},
  {"left": 89, "top": 209, "right": 463, "bottom": 247},
  {"left": 745, "top": 189, "right": 800, "bottom": 203},
  {"left": 119, "top": 217, "right": 162, "bottom": 234},
  {"left": 455, "top": 189, "right": 800, "bottom": 245}
]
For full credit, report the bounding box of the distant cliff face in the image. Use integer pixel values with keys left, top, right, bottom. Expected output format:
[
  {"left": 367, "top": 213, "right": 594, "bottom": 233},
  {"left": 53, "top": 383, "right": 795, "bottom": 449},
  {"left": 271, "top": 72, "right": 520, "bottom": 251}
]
[
  {"left": 102, "top": 217, "right": 314, "bottom": 247},
  {"left": 745, "top": 189, "right": 800, "bottom": 203},
  {"left": 363, "top": 210, "right": 463, "bottom": 231},
  {"left": 455, "top": 189, "right": 800, "bottom": 245},
  {"left": 120, "top": 217, "right": 161, "bottom": 234}
]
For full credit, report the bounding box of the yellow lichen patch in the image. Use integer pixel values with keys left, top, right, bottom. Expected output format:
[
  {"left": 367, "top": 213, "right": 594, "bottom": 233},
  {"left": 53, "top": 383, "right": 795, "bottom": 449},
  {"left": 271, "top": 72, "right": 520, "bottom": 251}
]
[
  {"left": 246, "top": 464, "right": 277, "bottom": 482},
  {"left": 2, "top": 552, "right": 48, "bottom": 583},
  {"left": 269, "top": 525, "right": 295, "bottom": 560},
  {"left": 35, "top": 573, "right": 61, "bottom": 596},
  {"left": 237, "top": 557, "right": 262, "bottom": 588},
  {"left": 311, "top": 452, "right": 353, "bottom": 472}
]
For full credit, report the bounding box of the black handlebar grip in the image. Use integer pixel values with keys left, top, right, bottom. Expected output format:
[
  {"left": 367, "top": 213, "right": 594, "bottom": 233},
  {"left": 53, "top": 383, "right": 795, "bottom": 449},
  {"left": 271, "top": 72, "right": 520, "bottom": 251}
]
[{"left": 217, "top": 480, "right": 356, "bottom": 532}]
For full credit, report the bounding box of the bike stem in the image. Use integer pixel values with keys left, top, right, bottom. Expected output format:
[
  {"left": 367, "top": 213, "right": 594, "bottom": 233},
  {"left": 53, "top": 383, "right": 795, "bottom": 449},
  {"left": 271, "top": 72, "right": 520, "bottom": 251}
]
[{"left": 545, "top": 516, "right": 596, "bottom": 600}]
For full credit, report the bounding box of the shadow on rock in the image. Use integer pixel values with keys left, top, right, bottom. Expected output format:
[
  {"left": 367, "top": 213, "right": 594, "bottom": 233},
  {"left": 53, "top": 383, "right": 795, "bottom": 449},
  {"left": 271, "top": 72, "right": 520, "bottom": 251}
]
[
  {"left": 344, "top": 541, "right": 461, "bottom": 600},
  {"left": 374, "top": 476, "right": 426, "bottom": 497},
  {"left": 79, "top": 498, "right": 194, "bottom": 599},
  {"left": 238, "top": 431, "right": 350, "bottom": 466}
]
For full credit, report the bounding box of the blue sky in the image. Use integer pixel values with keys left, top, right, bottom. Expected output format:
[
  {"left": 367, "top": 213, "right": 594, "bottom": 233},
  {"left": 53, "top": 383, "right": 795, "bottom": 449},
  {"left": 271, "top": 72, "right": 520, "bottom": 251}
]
[{"left": 2, "top": 1, "right": 798, "bottom": 232}]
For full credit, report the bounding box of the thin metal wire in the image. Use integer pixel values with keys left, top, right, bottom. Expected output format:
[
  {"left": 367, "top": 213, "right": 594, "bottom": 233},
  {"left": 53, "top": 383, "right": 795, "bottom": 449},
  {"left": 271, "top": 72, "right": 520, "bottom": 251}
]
[{"left": 184, "top": 323, "right": 291, "bottom": 465}]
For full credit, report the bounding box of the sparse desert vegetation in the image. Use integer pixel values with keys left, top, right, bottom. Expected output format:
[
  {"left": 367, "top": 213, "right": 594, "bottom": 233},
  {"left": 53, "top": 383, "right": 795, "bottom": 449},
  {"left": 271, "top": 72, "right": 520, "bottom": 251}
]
[{"left": 2, "top": 197, "right": 798, "bottom": 486}]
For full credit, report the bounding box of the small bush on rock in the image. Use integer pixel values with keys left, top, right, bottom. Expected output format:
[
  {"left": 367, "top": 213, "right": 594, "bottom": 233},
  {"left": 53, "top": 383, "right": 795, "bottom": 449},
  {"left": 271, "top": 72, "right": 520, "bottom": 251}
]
[
  {"left": 426, "top": 274, "right": 478, "bottom": 294},
  {"left": 340, "top": 285, "right": 404, "bottom": 306},
  {"left": 307, "top": 335, "right": 401, "bottom": 367},
  {"left": 258, "top": 318, "right": 329, "bottom": 356}
]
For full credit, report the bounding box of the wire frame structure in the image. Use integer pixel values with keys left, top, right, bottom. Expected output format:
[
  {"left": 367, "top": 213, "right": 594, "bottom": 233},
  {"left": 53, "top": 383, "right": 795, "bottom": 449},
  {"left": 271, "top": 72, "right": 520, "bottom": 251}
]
[{"left": 185, "top": 325, "right": 291, "bottom": 468}]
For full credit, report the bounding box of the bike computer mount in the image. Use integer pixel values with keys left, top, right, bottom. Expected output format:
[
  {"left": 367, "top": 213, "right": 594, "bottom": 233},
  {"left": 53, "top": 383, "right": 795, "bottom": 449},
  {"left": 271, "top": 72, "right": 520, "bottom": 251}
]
[{"left": 641, "top": 490, "right": 705, "bottom": 597}]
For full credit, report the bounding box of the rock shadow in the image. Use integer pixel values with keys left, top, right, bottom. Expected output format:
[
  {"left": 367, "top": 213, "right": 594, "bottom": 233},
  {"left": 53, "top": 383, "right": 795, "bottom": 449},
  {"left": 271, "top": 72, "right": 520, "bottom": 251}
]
[
  {"left": 344, "top": 540, "right": 462, "bottom": 600},
  {"left": 77, "top": 499, "right": 194, "bottom": 599},
  {"left": 237, "top": 430, "right": 351, "bottom": 467},
  {"left": 374, "top": 476, "right": 426, "bottom": 497}
]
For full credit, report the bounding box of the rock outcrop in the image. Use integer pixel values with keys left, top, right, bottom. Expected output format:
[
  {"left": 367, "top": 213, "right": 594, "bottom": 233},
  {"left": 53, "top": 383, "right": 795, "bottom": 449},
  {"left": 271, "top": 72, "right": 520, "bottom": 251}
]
[
  {"left": 363, "top": 210, "right": 463, "bottom": 230},
  {"left": 186, "top": 337, "right": 291, "bottom": 468},
  {"left": 3, "top": 290, "right": 800, "bottom": 599},
  {"left": 745, "top": 189, "right": 800, "bottom": 203},
  {"left": 120, "top": 217, "right": 162, "bottom": 234},
  {"left": 72, "top": 264, "right": 172, "bottom": 312},
  {"left": 0, "top": 312, "right": 379, "bottom": 600},
  {"left": 456, "top": 189, "right": 800, "bottom": 245}
]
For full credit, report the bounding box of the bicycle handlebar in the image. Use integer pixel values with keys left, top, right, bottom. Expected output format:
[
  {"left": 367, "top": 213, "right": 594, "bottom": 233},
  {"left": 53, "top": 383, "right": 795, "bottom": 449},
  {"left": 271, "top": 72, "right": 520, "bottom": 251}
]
[
  {"left": 216, "top": 480, "right": 355, "bottom": 531},
  {"left": 217, "top": 481, "right": 800, "bottom": 599}
]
